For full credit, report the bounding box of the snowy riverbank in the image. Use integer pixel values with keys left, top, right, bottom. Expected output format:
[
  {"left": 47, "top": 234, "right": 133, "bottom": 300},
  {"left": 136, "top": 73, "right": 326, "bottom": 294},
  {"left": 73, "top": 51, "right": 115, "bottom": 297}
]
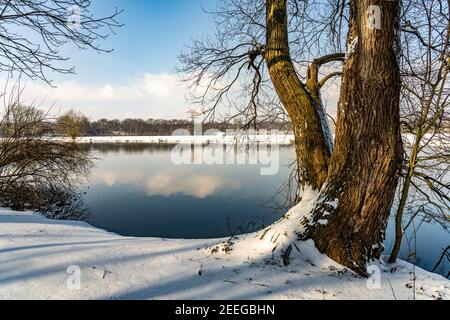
[
  {"left": 0, "top": 202, "right": 448, "bottom": 300},
  {"left": 55, "top": 135, "right": 295, "bottom": 145}
]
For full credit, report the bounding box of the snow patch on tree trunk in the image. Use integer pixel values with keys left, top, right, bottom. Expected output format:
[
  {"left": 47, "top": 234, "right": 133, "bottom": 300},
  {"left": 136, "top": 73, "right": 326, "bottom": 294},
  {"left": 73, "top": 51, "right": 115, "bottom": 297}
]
[{"left": 346, "top": 37, "right": 359, "bottom": 57}]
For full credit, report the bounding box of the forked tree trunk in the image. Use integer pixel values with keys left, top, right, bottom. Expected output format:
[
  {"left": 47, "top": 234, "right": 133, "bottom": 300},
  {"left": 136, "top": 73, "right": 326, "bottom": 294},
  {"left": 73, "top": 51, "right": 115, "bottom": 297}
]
[
  {"left": 265, "top": 0, "right": 332, "bottom": 191},
  {"left": 264, "top": 0, "right": 403, "bottom": 276},
  {"left": 301, "top": 0, "right": 404, "bottom": 275}
]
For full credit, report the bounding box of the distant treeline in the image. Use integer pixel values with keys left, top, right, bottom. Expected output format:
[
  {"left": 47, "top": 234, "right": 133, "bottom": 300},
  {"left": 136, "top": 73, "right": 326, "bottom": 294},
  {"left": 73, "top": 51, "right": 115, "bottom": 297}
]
[{"left": 55, "top": 111, "right": 292, "bottom": 137}]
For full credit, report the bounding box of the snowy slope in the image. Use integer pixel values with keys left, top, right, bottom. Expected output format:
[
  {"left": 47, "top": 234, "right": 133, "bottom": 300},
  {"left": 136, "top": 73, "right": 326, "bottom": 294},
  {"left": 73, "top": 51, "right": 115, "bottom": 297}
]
[{"left": 0, "top": 204, "right": 448, "bottom": 300}]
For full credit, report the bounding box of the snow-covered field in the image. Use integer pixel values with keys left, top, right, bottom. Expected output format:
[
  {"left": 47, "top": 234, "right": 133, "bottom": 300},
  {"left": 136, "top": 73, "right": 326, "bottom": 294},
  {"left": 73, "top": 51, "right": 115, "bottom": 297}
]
[
  {"left": 55, "top": 135, "right": 295, "bottom": 145},
  {"left": 1, "top": 195, "right": 449, "bottom": 300}
]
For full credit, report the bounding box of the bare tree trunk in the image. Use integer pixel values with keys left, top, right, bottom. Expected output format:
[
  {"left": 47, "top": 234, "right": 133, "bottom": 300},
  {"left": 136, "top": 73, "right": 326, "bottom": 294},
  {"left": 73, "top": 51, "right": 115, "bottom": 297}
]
[
  {"left": 302, "top": 0, "right": 404, "bottom": 276},
  {"left": 265, "top": 0, "right": 332, "bottom": 191},
  {"left": 389, "top": 138, "right": 420, "bottom": 264},
  {"left": 389, "top": 176, "right": 411, "bottom": 264}
]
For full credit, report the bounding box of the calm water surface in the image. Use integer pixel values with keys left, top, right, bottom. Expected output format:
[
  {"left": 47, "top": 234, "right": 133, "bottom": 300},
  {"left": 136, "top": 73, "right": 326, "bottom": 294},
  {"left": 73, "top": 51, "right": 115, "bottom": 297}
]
[{"left": 81, "top": 144, "right": 449, "bottom": 275}]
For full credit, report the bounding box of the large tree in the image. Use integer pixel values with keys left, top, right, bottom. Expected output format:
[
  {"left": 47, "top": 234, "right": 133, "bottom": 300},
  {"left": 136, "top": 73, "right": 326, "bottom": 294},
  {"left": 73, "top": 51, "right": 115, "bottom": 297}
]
[
  {"left": 299, "top": 0, "right": 403, "bottom": 275},
  {"left": 181, "top": 0, "right": 405, "bottom": 276}
]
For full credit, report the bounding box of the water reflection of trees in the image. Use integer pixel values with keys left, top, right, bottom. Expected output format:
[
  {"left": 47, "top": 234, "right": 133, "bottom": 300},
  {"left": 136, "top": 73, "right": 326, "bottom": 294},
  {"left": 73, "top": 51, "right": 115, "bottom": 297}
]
[
  {"left": 86, "top": 143, "right": 176, "bottom": 155},
  {"left": 87, "top": 143, "right": 294, "bottom": 156}
]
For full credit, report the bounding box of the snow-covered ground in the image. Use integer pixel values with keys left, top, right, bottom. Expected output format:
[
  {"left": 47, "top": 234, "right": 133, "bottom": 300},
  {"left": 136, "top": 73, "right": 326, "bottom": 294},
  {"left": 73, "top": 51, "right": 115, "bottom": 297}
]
[
  {"left": 1, "top": 194, "right": 449, "bottom": 300},
  {"left": 54, "top": 135, "right": 295, "bottom": 145}
]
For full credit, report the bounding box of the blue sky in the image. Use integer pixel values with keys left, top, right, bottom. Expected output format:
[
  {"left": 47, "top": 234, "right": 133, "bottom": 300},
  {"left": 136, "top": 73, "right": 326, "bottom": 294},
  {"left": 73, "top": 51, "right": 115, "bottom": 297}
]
[
  {"left": 60, "top": 0, "right": 216, "bottom": 84},
  {"left": 14, "top": 1, "right": 339, "bottom": 120},
  {"left": 13, "top": 0, "right": 220, "bottom": 120}
]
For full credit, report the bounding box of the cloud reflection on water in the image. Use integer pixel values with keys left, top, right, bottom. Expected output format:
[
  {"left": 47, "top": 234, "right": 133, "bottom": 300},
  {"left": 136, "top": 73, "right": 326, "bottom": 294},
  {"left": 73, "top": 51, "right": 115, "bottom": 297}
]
[{"left": 92, "top": 169, "right": 241, "bottom": 199}]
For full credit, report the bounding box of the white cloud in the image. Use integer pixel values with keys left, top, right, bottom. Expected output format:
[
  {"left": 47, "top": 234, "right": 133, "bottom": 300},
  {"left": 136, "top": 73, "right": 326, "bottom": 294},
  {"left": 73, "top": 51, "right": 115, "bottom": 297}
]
[
  {"left": 140, "top": 74, "right": 172, "bottom": 98},
  {"left": 92, "top": 170, "right": 144, "bottom": 187},
  {"left": 8, "top": 73, "right": 193, "bottom": 120},
  {"left": 1, "top": 71, "right": 340, "bottom": 121}
]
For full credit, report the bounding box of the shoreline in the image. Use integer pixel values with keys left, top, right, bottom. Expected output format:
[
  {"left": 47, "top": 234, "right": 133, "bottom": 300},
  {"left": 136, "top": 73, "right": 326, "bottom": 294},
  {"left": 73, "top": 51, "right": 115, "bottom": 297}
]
[{"left": 54, "top": 135, "right": 296, "bottom": 145}]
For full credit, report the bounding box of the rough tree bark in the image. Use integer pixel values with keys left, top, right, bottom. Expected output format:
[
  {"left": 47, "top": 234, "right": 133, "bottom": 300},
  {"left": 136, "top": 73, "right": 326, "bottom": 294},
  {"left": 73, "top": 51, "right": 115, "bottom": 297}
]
[
  {"left": 265, "top": 0, "right": 403, "bottom": 276},
  {"left": 300, "top": 0, "right": 404, "bottom": 276},
  {"left": 265, "top": 0, "right": 334, "bottom": 190}
]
